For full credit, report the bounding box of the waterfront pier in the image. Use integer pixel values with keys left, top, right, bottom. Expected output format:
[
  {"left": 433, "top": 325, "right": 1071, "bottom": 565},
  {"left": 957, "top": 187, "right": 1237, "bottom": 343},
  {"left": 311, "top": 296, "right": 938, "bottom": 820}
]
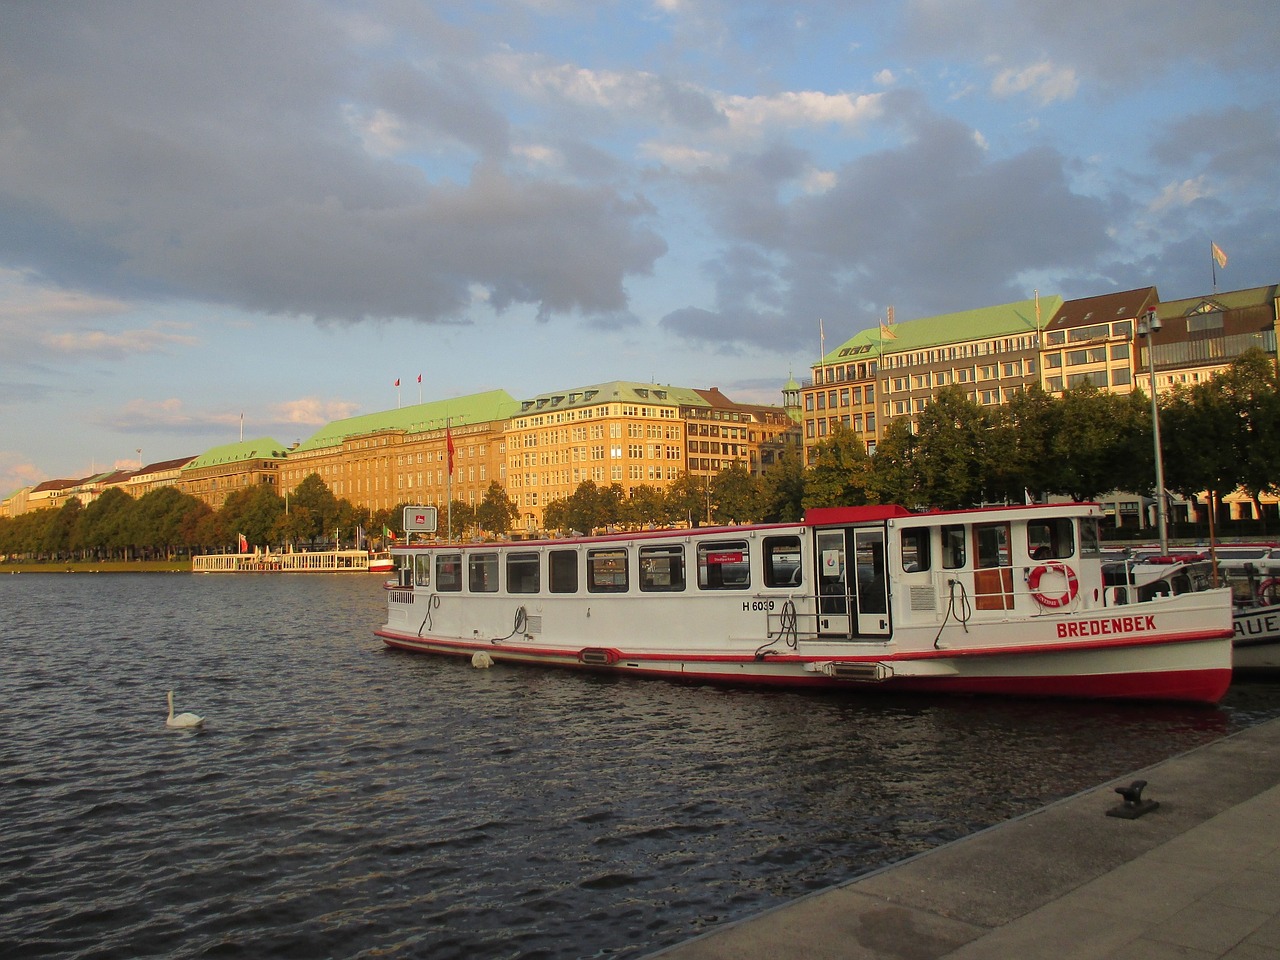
[{"left": 646, "top": 716, "right": 1280, "bottom": 960}]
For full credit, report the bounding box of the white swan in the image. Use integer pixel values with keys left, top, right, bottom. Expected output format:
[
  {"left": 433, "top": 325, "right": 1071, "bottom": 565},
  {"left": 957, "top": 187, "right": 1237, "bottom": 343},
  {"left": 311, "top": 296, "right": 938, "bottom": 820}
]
[{"left": 166, "top": 690, "right": 204, "bottom": 728}]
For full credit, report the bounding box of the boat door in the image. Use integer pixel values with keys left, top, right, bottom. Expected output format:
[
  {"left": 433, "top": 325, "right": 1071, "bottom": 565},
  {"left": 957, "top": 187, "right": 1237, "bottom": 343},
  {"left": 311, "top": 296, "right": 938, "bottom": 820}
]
[{"left": 815, "top": 526, "right": 891, "bottom": 638}]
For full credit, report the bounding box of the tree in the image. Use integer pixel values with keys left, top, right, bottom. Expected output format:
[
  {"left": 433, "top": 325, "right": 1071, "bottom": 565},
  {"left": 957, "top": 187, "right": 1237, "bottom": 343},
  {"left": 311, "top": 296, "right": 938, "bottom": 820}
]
[
  {"left": 1047, "top": 383, "right": 1148, "bottom": 501},
  {"left": 620, "top": 485, "right": 666, "bottom": 529},
  {"left": 222, "top": 484, "right": 284, "bottom": 549},
  {"left": 288, "top": 473, "right": 339, "bottom": 544},
  {"left": 802, "top": 423, "right": 872, "bottom": 509},
  {"left": 663, "top": 472, "right": 710, "bottom": 527},
  {"left": 757, "top": 449, "right": 806, "bottom": 522},
  {"left": 865, "top": 418, "right": 919, "bottom": 507},
  {"left": 988, "top": 386, "right": 1059, "bottom": 502},
  {"left": 906, "top": 387, "right": 988, "bottom": 509},
  {"left": 476, "top": 482, "right": 519, "bottom": 536},
  {"left": 77, "top": 488, "right": 135, "bottom": 560},
  {"left": 710, "top": 463, "right": 761, "bottom": 524}
]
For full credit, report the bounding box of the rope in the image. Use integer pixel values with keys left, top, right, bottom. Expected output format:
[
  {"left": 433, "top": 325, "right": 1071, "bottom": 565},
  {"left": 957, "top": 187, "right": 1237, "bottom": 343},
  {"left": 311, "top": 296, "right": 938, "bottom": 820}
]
[{"left": 934, "top": 578, "right": 971, "bottom": 648}]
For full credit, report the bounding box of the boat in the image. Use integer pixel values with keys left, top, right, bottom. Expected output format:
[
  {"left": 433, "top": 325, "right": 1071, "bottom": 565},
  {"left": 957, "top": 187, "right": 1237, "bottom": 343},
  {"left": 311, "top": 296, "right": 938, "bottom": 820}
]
[
  {"left": 376, "top": 502, "right": 1233, "bottom": 703},
  {"left": 367, "top": 551, "right": 395, "bottom": 574},
  {"left": 1103, "top": 549, "right": 1280, "bottom": 674},
  {"left": 193, "top": 549, "right": 373, "bottom": 573}
]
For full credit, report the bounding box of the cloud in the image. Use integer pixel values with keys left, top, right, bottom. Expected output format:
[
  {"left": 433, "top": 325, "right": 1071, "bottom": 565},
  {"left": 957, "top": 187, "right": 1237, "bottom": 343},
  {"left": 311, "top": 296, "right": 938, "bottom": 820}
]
[
  {"left": 663, "top": 95, "right": 1112, "bottom": 350},
  {"left": 901, "top": 0, "right": 1275, "bottom": 84},
  {"left": 0, "top": 5, "right": 665, "bottom": 328},
  {"left": 270, "top": 397, "right": 363, "bottom": 426},
  {"left": 1149, "top": 177, "right": 1211, "bottom": 213},
  {"left": 42, "top": 322, "right": 200, "bottom": 359},
  {"left": 990, "top": 61, "right": 1078, "bottom": 105}
]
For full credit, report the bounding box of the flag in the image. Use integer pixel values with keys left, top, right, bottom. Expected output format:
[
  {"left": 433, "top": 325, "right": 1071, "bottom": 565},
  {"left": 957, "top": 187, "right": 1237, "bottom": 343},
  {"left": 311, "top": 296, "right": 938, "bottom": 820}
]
[
  {"left": 237, "top": 532, "right": 248, "bottom": 553},
  {"left": 446, "top": 425, "right": 456, "bottom": 476},
  {"left": 417, "top": 374, "right": 422, "bottom": 383},
  {"left": 1211, "top": 242, "right": 1227, "bottom": 269},
  {"left": 879, "top": 320, "right": 897, "bottom": 341},
  {"left": 394, "top": 378, "right": 400, "bottom": 387},
  {"left": 383, "top": 525, "right": 396, "bottom": 541}
]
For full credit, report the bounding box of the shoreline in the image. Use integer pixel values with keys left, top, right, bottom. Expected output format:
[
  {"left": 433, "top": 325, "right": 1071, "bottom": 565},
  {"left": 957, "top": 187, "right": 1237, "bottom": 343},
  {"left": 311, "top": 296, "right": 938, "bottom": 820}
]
[{"left": 2, "top": 560, "right": 191, "bottom": 574}]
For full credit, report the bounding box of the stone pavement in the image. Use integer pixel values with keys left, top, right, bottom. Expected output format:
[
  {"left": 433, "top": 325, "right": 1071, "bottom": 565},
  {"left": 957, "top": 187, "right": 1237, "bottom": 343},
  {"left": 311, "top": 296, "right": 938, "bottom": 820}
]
[{"left": 645, "top": 715, "right": 1280, "bottom": 960}]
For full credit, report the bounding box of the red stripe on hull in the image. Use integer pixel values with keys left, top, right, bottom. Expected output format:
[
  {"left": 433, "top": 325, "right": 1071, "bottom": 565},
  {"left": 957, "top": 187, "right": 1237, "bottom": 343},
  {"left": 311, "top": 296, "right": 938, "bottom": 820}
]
[{"left": 375, "top": 630, "right": 1230, "bottom": 704}]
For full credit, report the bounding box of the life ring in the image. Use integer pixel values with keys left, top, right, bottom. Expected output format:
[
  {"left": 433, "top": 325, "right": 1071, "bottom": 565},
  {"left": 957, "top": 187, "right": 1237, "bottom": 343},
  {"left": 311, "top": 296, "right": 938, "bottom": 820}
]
[
  {"left": 1258, "top": 578, "right": 1280, "bottom": 606},
  {"left": 1028, "top": 562, "right": 1079, "bottom": 608}
]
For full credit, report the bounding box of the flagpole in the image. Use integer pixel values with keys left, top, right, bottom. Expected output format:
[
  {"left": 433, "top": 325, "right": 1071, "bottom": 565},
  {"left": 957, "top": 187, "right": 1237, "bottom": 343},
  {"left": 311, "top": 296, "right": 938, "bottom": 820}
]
[
  {"left": 446, "top": 417, "right": 453, "bottom": 541},
  {"left": 1211, "top": 241, "right": 1217, "bottom": 291}
]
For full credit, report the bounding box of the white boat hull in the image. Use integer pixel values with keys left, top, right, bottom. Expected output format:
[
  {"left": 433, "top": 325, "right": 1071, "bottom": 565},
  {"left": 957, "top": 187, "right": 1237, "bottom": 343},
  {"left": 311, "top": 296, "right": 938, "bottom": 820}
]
[
  {"left": 378, "top": 504, "right": 1234, "bottom": 704},
  {"left": 1234, "top": 602, "right": 1280, "bottom": 673}
]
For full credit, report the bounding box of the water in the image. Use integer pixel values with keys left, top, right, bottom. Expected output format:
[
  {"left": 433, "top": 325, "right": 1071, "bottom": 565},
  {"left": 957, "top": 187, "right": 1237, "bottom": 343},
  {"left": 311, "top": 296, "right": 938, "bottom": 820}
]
[{"left": 3, "top": 573, "right": 1278, "bottom": 960}]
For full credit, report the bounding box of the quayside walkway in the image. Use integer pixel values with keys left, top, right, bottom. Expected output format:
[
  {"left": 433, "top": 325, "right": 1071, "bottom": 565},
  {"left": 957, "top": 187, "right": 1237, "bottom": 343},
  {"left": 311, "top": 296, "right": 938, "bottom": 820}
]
[{"left": 645, "top": 715, "right": 1280, "bottom": 960}]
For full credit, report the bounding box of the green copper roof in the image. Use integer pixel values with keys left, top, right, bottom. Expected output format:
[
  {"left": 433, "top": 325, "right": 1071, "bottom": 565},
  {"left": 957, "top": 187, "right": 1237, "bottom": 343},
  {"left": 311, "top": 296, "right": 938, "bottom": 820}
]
[
  {"left": 820, "top": 296, "right": 1063, "bottom": 364},
  {"left": 293, "top": 389, "right": 520, "bottom": 452},
  {"left": 1155, "top": 284, "right": 1279, "bottom": 318},
  {"left": 183, "top": 437, "right": 291, "bottom": 470},
  {"left": 517, "top": 381, "right": 710, "bottom": 414}
]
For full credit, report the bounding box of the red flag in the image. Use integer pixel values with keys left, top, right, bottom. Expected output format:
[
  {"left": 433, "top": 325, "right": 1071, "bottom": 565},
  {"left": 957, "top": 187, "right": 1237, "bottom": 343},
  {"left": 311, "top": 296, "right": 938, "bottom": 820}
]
[
  {"left": 237, "top": 532, "right": 248, "bottom": 553},
  {"left": 446, "top": 425, "right": 455, "bottom": 476},
  {"left": 417, "top": 374, "right": 422, "bottom": 383},
  {"left": 394, "top": 378, "right": 400, "bottom": 387}
]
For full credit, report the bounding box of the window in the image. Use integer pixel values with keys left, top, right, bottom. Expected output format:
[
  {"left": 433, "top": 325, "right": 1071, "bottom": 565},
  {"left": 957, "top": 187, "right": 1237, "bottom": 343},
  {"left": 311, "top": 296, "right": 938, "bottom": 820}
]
[
  {"left": 901, "top": 528, "right": 930, "bottom": 572},
  {"left": 941, "top": 525, "right": 966, "bottom": 569},
  {"left": 1081, "top": 519, "right": 1102, "bottom": 558},
  {"left": 414, "top": 555, "right": 431, "bottom": 587},
  {"left": 973, "top": 523, "right": 1011, "bottom": 569},
  {"left": 549, "top": 550, "right": 578, "bottom": 593},
  {"left": 763, "top": 536, "right": 802, "bottom": 587},
  {"left": 507, "top": 551, "right": 539, "bottom": 593},
  {"left": 587, "top": 548, "right": 628, "bottom": 593},
  {"left": 697, "top": 540, "right": 751, "bottom": 589},
  {"left": 1027, "top": 518, "right": 1074, "bottom": 560},
  {"left": 436, "top": 553, "right": 463, "bottom": 591},
  {"left": 468, "top": 553, "right": 499, "bottom": 592},
  {"left": 640, "top": 545, "right": 685, "bottom": 592}
]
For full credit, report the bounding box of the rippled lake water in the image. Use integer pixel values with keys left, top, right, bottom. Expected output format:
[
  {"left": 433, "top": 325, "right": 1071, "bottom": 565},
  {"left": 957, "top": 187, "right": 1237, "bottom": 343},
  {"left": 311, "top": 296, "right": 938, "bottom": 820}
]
[{"left": 3, "top": 572, "right": 1279, "bottom": 960}]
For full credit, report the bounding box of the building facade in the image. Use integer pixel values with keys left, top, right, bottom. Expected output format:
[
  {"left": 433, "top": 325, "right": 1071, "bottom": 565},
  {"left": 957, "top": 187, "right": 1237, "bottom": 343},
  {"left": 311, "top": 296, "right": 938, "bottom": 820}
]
[
  {"left": 280, "top": 390, "right": 521, "bottom": 515},
  {"left": 178, "top": 438, "right": 290, "bottom": 511}
]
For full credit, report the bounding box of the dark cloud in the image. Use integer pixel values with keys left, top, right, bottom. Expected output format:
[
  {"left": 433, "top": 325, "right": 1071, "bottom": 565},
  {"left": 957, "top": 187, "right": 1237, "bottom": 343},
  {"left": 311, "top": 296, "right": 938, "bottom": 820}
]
[
  {"left": 664, "top": 96, "right": 1113, "bottom": 349},
  {"left": 900, "top": 0, "right": 1276, "bottom": 84},
  {"left": 0, "top": 2, "right": 665, "bottom": 325}
]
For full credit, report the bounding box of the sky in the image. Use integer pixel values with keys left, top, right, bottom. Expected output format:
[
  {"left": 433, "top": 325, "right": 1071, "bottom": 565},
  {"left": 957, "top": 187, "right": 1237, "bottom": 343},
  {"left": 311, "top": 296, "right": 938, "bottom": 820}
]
[{"left": 2, "top": 0, "right": 1278, "bottom": 496}]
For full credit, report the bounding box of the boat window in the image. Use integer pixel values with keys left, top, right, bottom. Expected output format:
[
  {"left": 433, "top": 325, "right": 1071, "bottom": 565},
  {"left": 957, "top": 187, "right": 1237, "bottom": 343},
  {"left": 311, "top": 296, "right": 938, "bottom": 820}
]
[
  {"left": 973, "top": 523, "right": 1011, "bottom": 569},
  {"left": 549, "top": 549, "right": 579, "bottom": 593},
  {"left": 1027, "top": 518, "right": 1074, "bottom": 560},
  {"left": 587, "top": 548, "right": 629, "bottom": 593},
  {"left": 436, "top": 553, "right": 463, "bottom": 591},
  {"left": 640, "top": 545, "right": 685, "bottom": 592},
  {"left": 941, "top": 525, "right": 966, "bottom": 569},
  {"left": 468, "top": 553, "right": 499, "bottom": 593},
  {"left": 901, "top": 528, "right": 930, "bottom": 572},
  {"left": 763, "top": 536, "right": 802, "bottom": 587},
  {"left": 697, "top": 540, "right": 750, "bottom": 590},
  {"left": 414, "top": 554, "right": 431, "bottom": 586},
  {"left": 1080, "top": 519, "right": 1102, "bottom": 558},
  {"left": 507, "top": 551, "right": 539, "bottom": 594}
]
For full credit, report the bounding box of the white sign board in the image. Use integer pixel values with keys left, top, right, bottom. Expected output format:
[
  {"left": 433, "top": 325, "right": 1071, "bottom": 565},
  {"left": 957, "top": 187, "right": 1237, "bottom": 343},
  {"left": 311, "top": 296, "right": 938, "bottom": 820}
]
[{"left": 403, "top": 505, "right": 438, "bottom": 533}]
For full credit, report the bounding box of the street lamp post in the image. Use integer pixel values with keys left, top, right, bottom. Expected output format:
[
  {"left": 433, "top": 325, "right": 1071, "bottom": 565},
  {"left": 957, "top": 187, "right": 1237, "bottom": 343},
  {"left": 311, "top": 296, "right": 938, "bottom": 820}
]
[{"left": 1137, "top": 307, "right": 1169, "bottom": 554}]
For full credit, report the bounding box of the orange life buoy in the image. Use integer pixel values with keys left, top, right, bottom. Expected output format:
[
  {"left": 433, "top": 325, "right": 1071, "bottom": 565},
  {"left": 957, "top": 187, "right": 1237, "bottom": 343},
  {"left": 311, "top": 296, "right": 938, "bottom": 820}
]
[
  {"left": 1028, "top": 561, "right": 1079, "bottom": 608},
  {"left": 1258, "top": 578, "right": 1280, "bottom": 606}
]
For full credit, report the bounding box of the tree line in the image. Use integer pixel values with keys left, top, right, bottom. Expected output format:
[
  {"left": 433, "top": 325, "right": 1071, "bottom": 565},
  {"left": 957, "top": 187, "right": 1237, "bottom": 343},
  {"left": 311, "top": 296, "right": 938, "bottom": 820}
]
[
  {"left": 4, "top": 350, "right": 1277, "bottom": 560},
  {"left": 0, "top": 472, "right": 521, "bottom": 561}
]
